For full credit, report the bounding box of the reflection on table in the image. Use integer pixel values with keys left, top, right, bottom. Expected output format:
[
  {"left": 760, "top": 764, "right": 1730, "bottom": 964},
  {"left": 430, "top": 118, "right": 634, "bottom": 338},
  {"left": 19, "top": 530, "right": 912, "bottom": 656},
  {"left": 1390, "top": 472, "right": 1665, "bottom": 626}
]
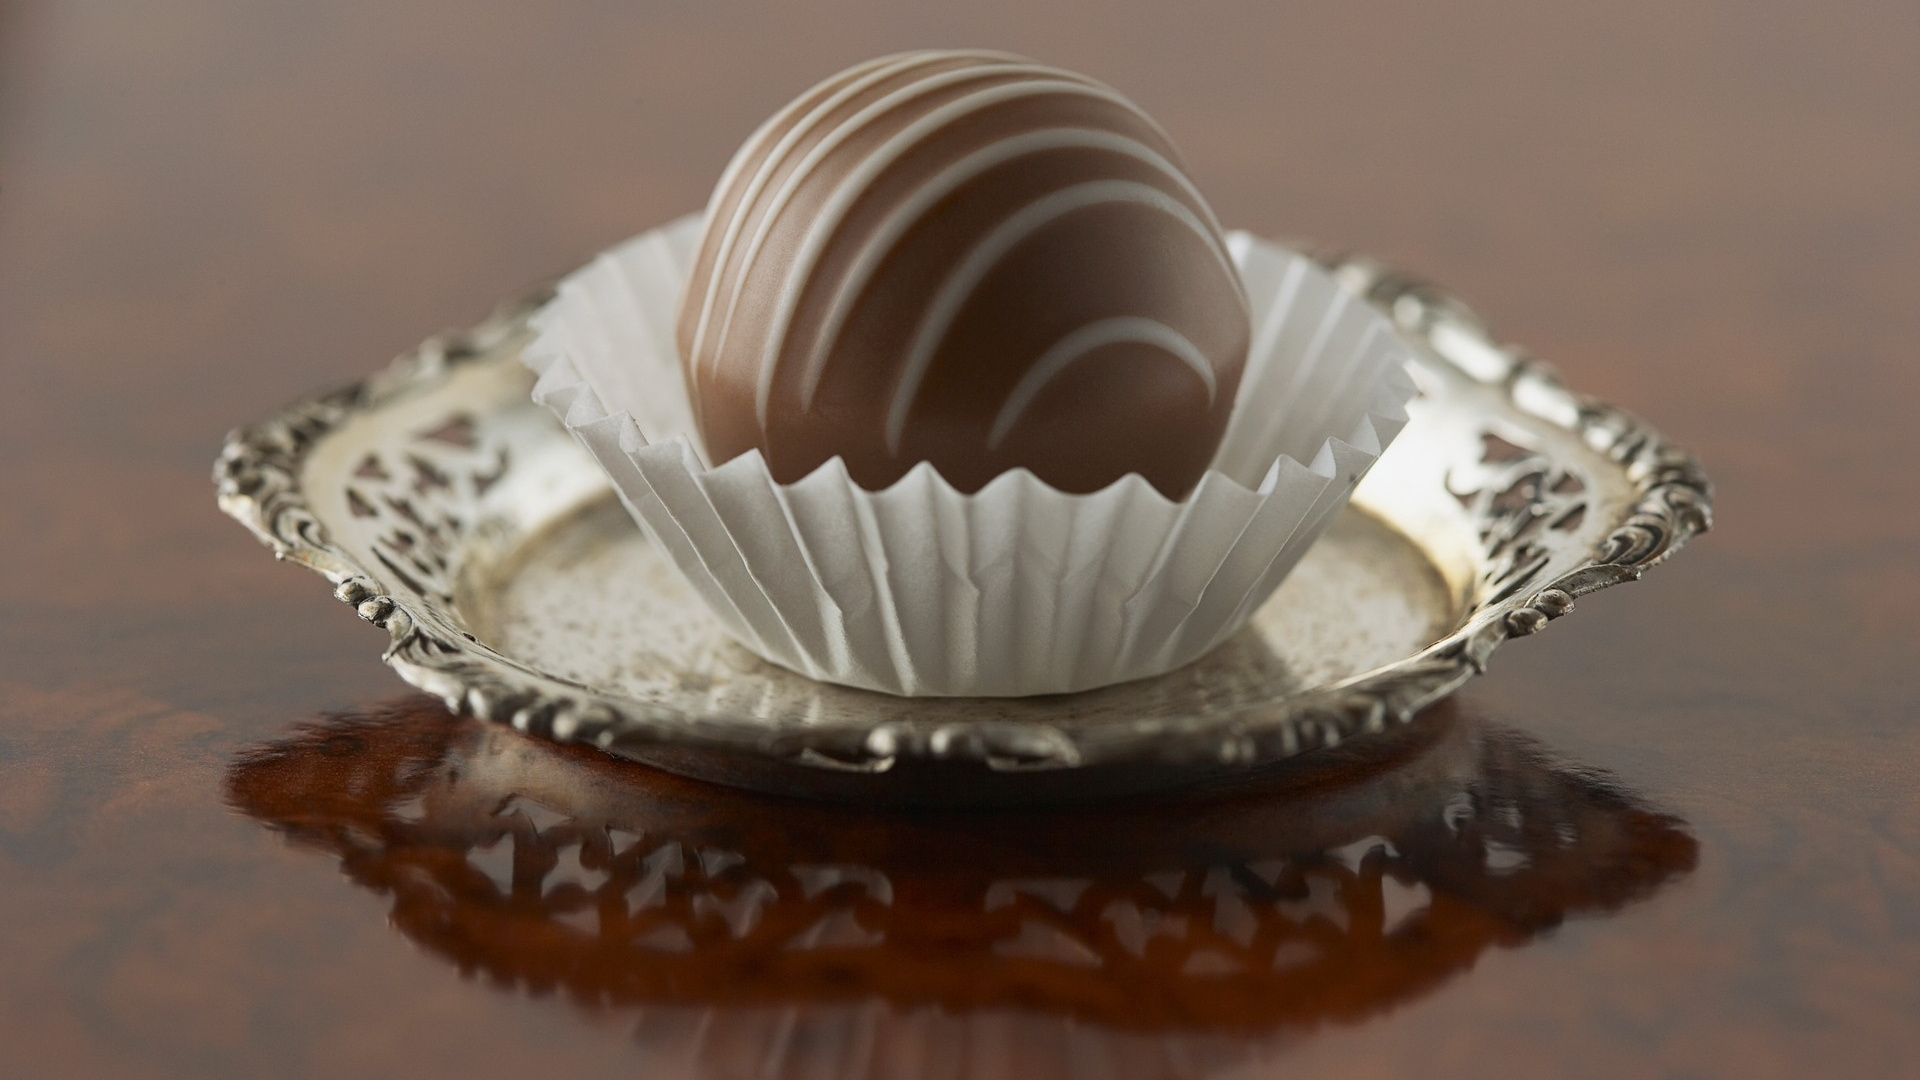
[{"left": 226, "top": 698, "right": 1694, "bottom": 1079}]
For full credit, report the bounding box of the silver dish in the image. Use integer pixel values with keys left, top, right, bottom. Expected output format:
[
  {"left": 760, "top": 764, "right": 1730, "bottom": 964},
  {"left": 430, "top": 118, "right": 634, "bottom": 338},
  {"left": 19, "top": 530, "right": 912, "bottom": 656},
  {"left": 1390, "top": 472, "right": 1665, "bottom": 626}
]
[{"left": 214, "top": 254, "right": 1712, "bottom": 805}]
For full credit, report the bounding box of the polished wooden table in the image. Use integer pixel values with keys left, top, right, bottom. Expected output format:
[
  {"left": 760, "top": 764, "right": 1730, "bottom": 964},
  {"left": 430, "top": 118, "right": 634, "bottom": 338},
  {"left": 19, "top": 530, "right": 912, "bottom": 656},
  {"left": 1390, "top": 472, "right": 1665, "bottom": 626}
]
[{"left": 4, "top": 2, "right": 1918, "bottom": 1077}]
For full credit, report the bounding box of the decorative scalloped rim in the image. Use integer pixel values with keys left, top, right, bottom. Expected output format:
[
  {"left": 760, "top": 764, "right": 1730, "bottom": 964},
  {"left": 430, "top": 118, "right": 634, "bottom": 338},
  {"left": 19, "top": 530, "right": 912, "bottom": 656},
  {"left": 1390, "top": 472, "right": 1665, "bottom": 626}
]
[{"left": 214, "top": 257, "right": 1712, "bottom": 773}]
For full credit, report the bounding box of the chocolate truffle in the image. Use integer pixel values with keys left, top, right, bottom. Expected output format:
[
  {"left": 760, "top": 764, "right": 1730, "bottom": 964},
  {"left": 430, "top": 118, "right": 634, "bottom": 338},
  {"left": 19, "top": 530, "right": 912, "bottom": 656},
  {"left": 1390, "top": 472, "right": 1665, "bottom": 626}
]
[{"left": 677, "top": 50, "right": 1249, "bottom": 498}]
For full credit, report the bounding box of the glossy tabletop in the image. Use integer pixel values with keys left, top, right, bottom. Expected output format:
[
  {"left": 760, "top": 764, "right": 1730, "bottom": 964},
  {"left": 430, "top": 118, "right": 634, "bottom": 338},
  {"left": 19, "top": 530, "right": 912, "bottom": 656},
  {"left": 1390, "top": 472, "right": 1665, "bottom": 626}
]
[{"left": 3, "top": 2, "right": 1918, "bottom": 1077}]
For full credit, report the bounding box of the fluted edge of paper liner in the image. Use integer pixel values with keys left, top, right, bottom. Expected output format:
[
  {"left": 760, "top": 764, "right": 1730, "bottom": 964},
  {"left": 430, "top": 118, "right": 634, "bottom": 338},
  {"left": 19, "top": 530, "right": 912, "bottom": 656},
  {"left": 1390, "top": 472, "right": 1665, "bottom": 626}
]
[{"left": 522, "top": 214, "right": 1418, "bottom": 697}]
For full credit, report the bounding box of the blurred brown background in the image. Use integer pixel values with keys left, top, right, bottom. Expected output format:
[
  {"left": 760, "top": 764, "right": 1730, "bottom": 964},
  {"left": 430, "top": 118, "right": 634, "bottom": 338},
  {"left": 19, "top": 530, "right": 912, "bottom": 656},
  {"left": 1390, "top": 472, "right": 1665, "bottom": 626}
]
[{"left": 2, "top": 1, "right": 1918, "bottom": 1077}]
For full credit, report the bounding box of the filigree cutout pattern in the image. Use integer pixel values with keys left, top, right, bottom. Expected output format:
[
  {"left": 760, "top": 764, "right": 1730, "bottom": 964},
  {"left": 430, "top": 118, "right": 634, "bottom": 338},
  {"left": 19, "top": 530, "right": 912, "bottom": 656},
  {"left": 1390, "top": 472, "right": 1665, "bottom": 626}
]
[
  {"left": 1446, "top": 429, "right": 1594, "bottom": 612},
  {"left": 214, "top": 254, "right": 1712, "bottom": 776},
  {"left": 227, "top": 702, "right": 1696, "bottom": 1036},
  {"left": 338, "top": 411, "right": 507, "bottom": 611}
]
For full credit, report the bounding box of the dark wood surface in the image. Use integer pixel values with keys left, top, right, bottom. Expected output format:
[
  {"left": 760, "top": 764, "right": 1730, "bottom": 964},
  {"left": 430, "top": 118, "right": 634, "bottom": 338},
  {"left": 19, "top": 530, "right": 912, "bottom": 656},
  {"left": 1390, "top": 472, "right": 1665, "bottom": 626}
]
[{"left": 4, "top": 2, "right": 1918, "bottom": 1077}]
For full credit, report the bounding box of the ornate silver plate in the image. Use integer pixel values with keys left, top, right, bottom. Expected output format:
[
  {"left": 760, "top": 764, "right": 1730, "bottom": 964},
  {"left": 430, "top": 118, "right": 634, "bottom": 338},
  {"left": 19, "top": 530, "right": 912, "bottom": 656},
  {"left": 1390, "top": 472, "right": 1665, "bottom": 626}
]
[{"left": 215, "top": 256, "right": 1711, "bottom": 805}]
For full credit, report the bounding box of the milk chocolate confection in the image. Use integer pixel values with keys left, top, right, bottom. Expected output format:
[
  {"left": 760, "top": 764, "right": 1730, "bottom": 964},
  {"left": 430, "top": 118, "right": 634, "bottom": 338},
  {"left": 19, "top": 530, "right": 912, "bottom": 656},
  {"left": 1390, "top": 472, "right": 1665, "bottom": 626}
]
[{"left": 677, "top": 50, "right": 1250, "bottom": 498}]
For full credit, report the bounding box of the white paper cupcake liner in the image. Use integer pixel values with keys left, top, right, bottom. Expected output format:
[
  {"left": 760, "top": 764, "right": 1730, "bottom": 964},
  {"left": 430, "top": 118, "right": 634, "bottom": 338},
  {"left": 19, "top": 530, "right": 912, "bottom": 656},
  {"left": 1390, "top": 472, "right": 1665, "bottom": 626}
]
[{"left": 523, "top": 213, "right": 1417, "bottom": 697}]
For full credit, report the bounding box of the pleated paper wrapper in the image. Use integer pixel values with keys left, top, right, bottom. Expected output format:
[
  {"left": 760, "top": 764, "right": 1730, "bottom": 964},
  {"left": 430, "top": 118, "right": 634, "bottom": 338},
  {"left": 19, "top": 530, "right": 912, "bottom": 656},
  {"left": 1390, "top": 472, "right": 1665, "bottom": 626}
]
[{"left": 523, "top": 214, "right": 1418, "bottom": 697}]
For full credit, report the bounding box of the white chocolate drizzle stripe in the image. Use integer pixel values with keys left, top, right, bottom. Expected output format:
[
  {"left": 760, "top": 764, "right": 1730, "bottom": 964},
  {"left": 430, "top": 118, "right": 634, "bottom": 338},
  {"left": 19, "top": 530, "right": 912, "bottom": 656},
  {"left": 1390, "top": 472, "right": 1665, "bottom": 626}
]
[
  {"left": 794, "top": 125, "right": 1215, "bottom": 412},
  {"left": 886, "top": 179, "right": 1240, "bottom": 454},
  {"left": 686, "top": 51, "right": 953, "bottom": 376},
  {"left": 752, "top": 81, "right": 1129, "bottom": 424},
  {"left": 704, "top": 62, "right": 1074, "bottom": 399},
  {"left": 703, "top": 52, "right": 908, "bottom": 235},
  {"left": 987, "top": 317, "right": 1218, "bottom": 448}
]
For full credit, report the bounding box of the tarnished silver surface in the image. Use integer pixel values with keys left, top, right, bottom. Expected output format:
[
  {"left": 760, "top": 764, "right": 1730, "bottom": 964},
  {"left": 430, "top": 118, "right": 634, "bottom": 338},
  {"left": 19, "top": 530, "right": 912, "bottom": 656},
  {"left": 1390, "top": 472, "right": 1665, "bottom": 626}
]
[{"left": 214, "top": 255, "right": 1712, "bottom": 804}]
